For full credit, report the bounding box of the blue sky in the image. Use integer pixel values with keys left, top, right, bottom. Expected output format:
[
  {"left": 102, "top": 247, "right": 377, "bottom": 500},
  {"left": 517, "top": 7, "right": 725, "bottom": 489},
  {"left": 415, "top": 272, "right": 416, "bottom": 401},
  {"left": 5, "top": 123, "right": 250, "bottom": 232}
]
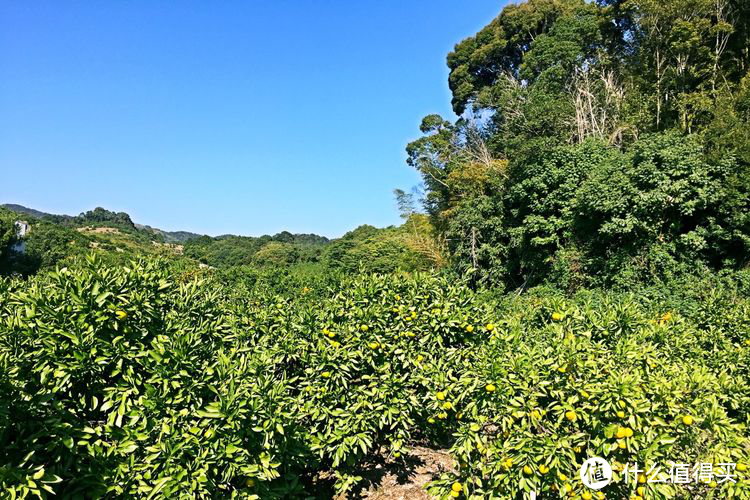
[{"left": 0, "top": 1, "right": 503, "bottom": 237}]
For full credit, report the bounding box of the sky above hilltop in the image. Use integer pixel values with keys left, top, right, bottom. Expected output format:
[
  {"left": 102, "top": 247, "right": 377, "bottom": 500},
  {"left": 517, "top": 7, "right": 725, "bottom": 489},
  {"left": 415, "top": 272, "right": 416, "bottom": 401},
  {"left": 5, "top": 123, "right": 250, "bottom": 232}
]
[{"left": 0, "top": 1, "right": 504, "bottom": 237}]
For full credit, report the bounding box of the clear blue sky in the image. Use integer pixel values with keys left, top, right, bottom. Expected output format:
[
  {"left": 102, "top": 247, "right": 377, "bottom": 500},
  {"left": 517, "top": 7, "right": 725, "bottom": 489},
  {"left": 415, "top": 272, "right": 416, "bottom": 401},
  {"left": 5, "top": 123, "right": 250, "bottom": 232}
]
[{"left": 0, "top": 1, "right": 503, "bottom": 237}]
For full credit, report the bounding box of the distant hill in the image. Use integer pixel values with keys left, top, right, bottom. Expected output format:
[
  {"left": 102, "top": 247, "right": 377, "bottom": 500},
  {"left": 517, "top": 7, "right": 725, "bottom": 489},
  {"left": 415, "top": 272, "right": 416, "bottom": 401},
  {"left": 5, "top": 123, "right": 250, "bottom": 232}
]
[
  {"left": 135, "top": 224, "right": 203, "bottom": 244},
  {"left": 2, "top": 204, "right": 73, "bottom": 222},
  {"left": 2, "top": 204, "right": 203, "bottom": 243}
]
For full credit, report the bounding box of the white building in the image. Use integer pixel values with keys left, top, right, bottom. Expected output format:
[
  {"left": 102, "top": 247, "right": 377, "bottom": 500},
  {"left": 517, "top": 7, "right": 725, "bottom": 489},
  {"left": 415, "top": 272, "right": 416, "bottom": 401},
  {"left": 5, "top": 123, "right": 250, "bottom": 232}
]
[
  {"left": 15, "top": 221, "right": 30, "bottom": 238},
  {"left": 11, "top": 221, "right": 30, "bottom": 254}
]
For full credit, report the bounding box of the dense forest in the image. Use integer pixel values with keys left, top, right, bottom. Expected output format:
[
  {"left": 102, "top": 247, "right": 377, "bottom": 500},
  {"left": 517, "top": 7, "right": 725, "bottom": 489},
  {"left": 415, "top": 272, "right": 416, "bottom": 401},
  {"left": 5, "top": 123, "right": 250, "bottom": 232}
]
[
  {"left": 1, "top": 1, "right": 750, "bottom": 498},
  {"left": 405, "top": 0, "right": 750, "bottom": 289}
]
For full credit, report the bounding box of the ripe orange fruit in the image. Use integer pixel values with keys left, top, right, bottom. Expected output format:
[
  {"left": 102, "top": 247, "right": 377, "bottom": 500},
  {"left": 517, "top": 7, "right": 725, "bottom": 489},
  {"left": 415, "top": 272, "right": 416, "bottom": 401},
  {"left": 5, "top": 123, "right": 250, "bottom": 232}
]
[
  {"left": 115, "top": 310, "right": 127, "bottom": 320},
  {"left": 682, "top": 415, "right": 694, "bottom": 426},
  {"left": 436, "top": 391, "right": 446, "bottom": 401},
  {"left": 485, "top": 384, "right": 496, "bottom": 392},
  {"left": 451, "top": 482, "right": 462, "bottom": 492},
  {"left": 565, "top": 410, "right": 577, "bottom": 422},
  {"left": 523, "top": 465, "right": 533, "bottom": 475},
  {"left": 552, "top": 312, "right": 563, "bottom": 321},
  {"left": 485, "top": 323, "right": 495, "bottom": 331}
]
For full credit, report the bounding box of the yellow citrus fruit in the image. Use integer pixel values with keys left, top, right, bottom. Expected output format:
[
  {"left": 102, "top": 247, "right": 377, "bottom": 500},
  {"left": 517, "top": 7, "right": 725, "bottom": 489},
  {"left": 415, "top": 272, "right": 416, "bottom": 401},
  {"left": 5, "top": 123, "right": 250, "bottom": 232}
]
[
  {"left": 321, "top": 371, "right": 331, "bottom": 378},
  {"left": 618, "top": 400, "right": 626, "bottom": 408},
  {"left": 538, "top": 464, "right": 549, "bottom": 474},
  {"left": 427, "top": 417, "right": 436, "bottom": 424},
  {"left": 416, "top": 355, "right": 424, "bottom": 362},
  {"left": 115, "top": 310, "right": 127, "bottom": 320},
  {"left": 523, "top": 465, "right": 533, "bottom": 475},
  {"left": 360, "top": 325, "right": 369, "bottom": 332},
  {"left": 558, "top": 473, "right": 567, "bottom": 481},
  {"left": 442, "top": 402, "right": 453, "bottom": 410},
  {"left": 438, "top": 412, "right": 448, "bottom": 419},
  {"left": 485, "top": 323, "right": 495, "bottom": 331},
  {"left": 436, "top": 391, "right": 446, "bottom": 401},
  {"left": 616, "top": 410, "right": 625, "bottom": 419},
  {"left": 737, "top": 463, "right": 747, "bottom": 472},
  {"left": 682, "top": 415, "right": 694, "bottom": 426},
  {"left": 557, "top": 366, "right": 567, "bottom": 373},
  {"left": 369, "top": 342, "right": 379, "bottom": 350},
  {"left": 505, "top": 458, "right": 513, "bottom": 468},
  {"left": 582, "top": 492, "right": 592, "bottom": 500},
  {"left": 465, "top": 325, "right": 474, "bottom": 333},
  {"left": 615, "top": 427, "right": 626, "bottom": 439},
  {"left": 709, "top": 480, "right": 717, "bottom": 488},
  {"left": 485, "top": 384, "right": 496, "bottom": 392},
  {"left": 597, "top": 493, "right": 605, "bottom": 500},
  {"left": 451, "top": 482, "right": 462, "bottom": 492},
  {"left": 624, "top": 427, "right": 634, "bottom": 438},
  {"left": 563, "top": 484, "right": 572, "bottom": 493},
  {"left": 552, "top": 312, "right": 563, "bottom": 321},
  {"left": 637, "top": 487, "right": 645, "bottom": 496},
  {"left": 618, "top": 440, "right": 626, "bottom": 449},
  {"left": 450, "top": 491, "right": 459, "bottom": 498},
  {"left": 638, "top": 474, "right": 646, "bottom": 484},
  {"left": 565, "top": 410, "right": 577, "bottom": 422}
]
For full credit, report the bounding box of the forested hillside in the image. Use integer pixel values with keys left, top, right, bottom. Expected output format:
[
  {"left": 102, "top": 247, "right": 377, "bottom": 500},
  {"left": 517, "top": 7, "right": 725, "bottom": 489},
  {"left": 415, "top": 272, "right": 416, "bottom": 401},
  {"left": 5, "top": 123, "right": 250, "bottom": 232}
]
[
  {"left": 1, "top": 1, "right": 750, "bottom": 499},
  {"left": 406, "top": 0, "right": 750, "bottom": 289}
]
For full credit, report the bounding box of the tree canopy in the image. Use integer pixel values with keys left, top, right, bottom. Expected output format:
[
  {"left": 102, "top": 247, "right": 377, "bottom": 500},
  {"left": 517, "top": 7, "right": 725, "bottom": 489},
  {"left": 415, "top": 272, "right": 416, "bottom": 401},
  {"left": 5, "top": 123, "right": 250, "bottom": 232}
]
[{"left": 407, "top": 0, "right": 750, "bottom": 289}]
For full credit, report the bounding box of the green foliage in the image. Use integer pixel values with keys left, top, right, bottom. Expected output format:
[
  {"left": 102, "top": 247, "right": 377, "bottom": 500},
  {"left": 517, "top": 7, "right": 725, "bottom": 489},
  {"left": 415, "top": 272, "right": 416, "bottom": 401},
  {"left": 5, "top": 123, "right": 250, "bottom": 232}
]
[
  {"left": 322, "top": 224, "right": 433, "bottom": 274},
  {"left": 184, "top": 233, "right": 328, "bottom": 269},
  {"left": 76, "top": 207, "right": 136, "bottom": 231},
  {"left": 407, "top": 0, "right": 750, "bottom": 289},
  {"left": 0, "top": 209, "right": 16, "bottom": 263},
  {"left": 1, "top": 258, "right": 749, "bottom": 497}
]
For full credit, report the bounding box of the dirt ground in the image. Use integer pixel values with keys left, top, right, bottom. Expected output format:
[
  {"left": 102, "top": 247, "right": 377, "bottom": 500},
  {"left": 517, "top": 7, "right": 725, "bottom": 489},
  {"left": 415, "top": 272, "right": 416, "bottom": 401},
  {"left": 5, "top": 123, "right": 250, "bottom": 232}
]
[{"left": 333, "top": 446, "right": 454, "bottom": 500}]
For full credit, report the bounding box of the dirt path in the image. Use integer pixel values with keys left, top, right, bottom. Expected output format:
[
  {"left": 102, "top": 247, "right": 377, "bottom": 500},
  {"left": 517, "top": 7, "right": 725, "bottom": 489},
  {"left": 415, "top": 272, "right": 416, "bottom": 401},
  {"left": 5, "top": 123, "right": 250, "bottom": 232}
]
[{"left": 335, "top": 446, "right": 454, "bottom": 500}]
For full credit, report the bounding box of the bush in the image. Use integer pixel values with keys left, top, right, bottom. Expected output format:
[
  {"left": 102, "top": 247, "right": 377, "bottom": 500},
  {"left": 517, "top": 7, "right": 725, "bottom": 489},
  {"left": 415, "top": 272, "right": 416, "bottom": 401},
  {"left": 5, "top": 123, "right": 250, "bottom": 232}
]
[{"left": 1, "top": 258, "right": 749, "bottom": 497}]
